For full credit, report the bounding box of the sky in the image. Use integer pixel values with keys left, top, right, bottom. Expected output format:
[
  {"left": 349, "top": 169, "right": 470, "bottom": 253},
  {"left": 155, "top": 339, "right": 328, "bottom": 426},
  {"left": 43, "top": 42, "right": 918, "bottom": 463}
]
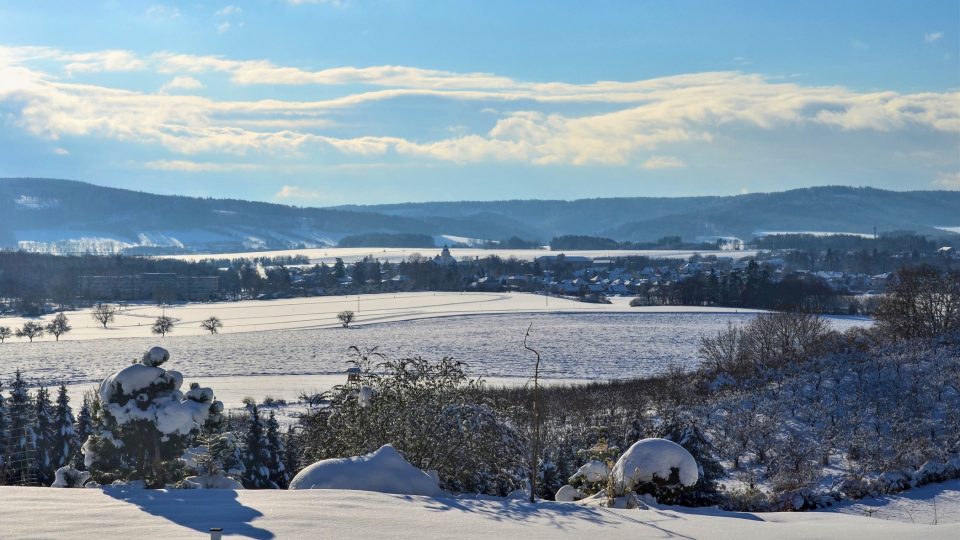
[{"left": 0, "top": 0, "right": 957, "bottom": 206}]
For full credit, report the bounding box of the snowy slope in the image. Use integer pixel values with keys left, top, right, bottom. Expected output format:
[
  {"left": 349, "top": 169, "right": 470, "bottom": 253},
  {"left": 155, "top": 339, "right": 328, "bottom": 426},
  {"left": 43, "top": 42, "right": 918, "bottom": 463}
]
[{"left": 0, "top": 486, "right": 955, "bottom": 539}]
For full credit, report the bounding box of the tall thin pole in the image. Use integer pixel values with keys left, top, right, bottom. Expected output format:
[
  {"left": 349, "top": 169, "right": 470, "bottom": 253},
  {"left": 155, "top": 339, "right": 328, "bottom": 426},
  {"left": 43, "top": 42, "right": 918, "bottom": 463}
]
[{"left": 523, "top": 323, "right": 542, "bottom": 504}]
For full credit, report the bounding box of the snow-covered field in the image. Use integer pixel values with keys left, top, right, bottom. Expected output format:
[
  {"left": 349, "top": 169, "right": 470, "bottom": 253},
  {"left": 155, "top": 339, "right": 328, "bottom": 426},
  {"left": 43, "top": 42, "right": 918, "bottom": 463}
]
[
  {"left": 0, "top": 292, "right": 765, "bottom": 341},
  {"left": 161, "top": 246, "right": 760, "bottom": 264},
  {"left": 0, "top": 485, "right": 954, "bottom": 539},
  {"left": 2, "top": 308, "right": 867, "bottom": 392},
  {"left": 0, "top": 293, "right": 869, "bottom": 409}
]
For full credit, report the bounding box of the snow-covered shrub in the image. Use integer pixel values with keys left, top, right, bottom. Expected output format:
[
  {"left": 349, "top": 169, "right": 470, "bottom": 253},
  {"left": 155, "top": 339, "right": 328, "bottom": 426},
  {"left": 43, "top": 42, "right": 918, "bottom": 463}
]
[
  {"left": 51, "top": 466, "right": 92, "bottom": 488},
  {"left": 296, "top": 350, "right": 526, "bottom": 496},
  {"left": 610, "top": 438, "right": 699, "bottom": 504},
  {"left": 289, "top": 444, "right": 444, "bottom": 496},
  {"left": 181, "top": 473, "right": 244, "bottom": 489},
  {"left": 83, "top": 346, "right": 224, "bottom": 487},
  {"left": 570, "top": 460, "right": 610, "bottom": 484},
  {"left": 554, "top": 484, "right": 579, "bottom": 502}
]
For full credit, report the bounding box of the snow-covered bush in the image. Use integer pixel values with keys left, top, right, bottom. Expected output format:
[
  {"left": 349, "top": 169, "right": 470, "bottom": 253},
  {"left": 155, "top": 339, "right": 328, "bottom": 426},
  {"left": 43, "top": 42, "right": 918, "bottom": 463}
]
[
  {"left": 296, "top": 349, "right": 526, "bottom": 496},
  {"left": 51, "top": 466, "right": 92, "bottom": 488},
  {"left": 554, "top": 484, "right": 579, "bottom": 502},
  {"left": 610, "top": 438, "right": 699, "bottom": 504},
  {"left": 570, "top": 460, "right": 610, "bottom": 484},
  {"left": 181, "top": 473, "right": 244, "bottom": 489},
  {"left": 289, "top": 444, "right": 444, "bottom": 496},
  {"left": 83, "top": 346, "right": 224, "bottom": 487}
]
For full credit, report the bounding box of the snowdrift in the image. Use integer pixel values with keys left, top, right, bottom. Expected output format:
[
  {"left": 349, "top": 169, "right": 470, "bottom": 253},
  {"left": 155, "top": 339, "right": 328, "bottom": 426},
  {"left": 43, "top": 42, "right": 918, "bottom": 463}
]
[{"left": 289, "top": 444, "right": 445, "bottom": 497}]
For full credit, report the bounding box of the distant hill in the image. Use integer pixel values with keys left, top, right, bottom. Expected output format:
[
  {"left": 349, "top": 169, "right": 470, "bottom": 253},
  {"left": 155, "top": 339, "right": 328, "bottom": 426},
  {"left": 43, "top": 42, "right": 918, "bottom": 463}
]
[
  {"left": 340, "top": 186, "right": 960, "bottom": 242},
  {"left": 0, "top": 178, "right": 957, "bottom": 254},
  {"left": 0, "top": 178, "right": 434, "bottom": 254}
]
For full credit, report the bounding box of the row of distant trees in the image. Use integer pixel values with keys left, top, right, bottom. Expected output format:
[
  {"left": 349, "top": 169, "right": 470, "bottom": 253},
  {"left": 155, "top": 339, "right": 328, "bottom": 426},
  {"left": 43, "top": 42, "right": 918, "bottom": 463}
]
[
  {"left": 1, "top": 308, "right": 363, "bottom": 343},
  {"left": 0, "top": 308, "right": 225, "bottom": 343}
]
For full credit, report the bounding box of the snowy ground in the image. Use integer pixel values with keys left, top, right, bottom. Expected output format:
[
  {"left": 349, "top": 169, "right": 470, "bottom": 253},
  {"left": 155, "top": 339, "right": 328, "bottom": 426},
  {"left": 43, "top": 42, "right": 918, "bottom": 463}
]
[
  {"left": 161, "top": 246, "right": 760, "bottom": 264},
  {"left": 0, "top": 486, "right": 954, "bottom": 539},
  {"left": 830, "top": 479, "right": 960, "bottom": 525},
  {"left": 0, "top": 292, "right": 767, "bottom": 341}
]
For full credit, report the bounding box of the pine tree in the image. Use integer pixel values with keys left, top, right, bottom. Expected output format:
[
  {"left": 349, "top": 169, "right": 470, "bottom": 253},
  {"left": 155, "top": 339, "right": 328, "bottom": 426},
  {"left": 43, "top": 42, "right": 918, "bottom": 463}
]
[
  {"left": 190, "top": 431, "right": 245, "bottom": 479},
  {"left": 661, "top": 423, "right": 725, "bottom": 506},
  {"left": 73, "top": 398, "right": 93, "bottom": 469},
  {"left": 32, "top": 387, "right": 57, "bottom": 485},
  {"left": 84, "top": 346, "right": 223, "bottom": 487},
  {"left": 265, "top": 411, "right": 289, "bottom": 488},
  {"left": 282, "top": 425, "right": 300, "bottom": 481},
  {"left": 241, "top": 405, "right": 275, "bottom": 488},
  {"left": 7, "top": 371, "right": 36, "bottom": 484},
  {"left": 52, "top": 385, "right": 77, "bottom": 471},
  {"left": 0, "top": 381, "right": 7, "bottom": 481}
]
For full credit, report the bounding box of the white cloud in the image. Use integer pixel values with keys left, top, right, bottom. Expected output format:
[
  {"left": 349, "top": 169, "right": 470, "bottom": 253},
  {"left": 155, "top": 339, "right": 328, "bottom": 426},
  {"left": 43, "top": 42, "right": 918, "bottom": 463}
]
[
  {"left": 0, "top": 44, "right": 957, "bottom": 169},
  {"left": 144, "top": 160, "right": 260, "bottom": 172},
  {"left": 218, "top": 22, "right": 233, "bottom": 34},
  {"left": 850, "top": 39, "right": 869, "bottom": 51},
  {"left": 159, "top": 76, "right": 205, "bottom": 93},
  {"left": 216, "top": 5, "right": 242, "bottom": 16},
  {"left": 53, "top": 147, "right": 69, "bottom": 156},
  {"left": 641, "top": 155, "right": 686, "bottom": 169},
  {"left": 924, "top": 32, "right": 944, "bottom": 44},
  {"left": 146, "top": 4, "right": 181, "bottom": 20},
  {"left": 933, "top": 172, "right": 960, "bottom": 190},
  {"left": 62, "top": 50, "right": 147, "bottom": 75},
  {"left": 287, "top": 0, "right": 344, "bottom": 5},
  {"left": 274, "top": 184, "right": 325, "bottom": 200}
]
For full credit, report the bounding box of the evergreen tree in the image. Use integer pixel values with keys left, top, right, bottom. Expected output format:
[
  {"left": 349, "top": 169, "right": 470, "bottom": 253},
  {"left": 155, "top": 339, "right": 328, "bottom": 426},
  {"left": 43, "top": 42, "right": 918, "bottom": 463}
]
[
  {"left": 242, "top": 405, "right": 275, "bottom": 488},
  {"left": 661, "top": 423, "right": 725, "bottom": 506},
  {"left": 32, "top": 386, "right": 56, "bottom": 485},
  {"left": 73, "top": 398, "right": 93, "bottom": 468},
  {"left": 191, "top": 431, "right": 245, "bottom": 479},
  {"left": 84, "top": 347, "right": 223, "bottom": 487},
  {"left": 52, "top": 385, "right": 78, "bottom": 471},
  {"left": 0, "top": 381, "right": 7, "bottom": 481},
  {"left": 7, "top": 371, "right": 36, "bottom": 484},
  {"left": 265, "top": 411, "right": 289, "bottom": 488},
  {"left": 282, "top": 425, "right": 300, "bottom": 482}
]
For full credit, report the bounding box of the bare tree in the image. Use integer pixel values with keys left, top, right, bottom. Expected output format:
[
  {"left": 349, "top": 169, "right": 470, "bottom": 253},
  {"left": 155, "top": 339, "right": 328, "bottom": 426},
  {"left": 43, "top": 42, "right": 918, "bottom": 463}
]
[
  {"left": 16, "top": 321, "right": 45, "bottom": 342},
  {"left": 151, "top": 316, "right": 175, "bottom": 337},
  {"left": 0, "top": 326, "right": 12, "bottom": 343},
  {"left": 90, "top": 302, "right": 116, "bottom": 329},
  {"left": 523, "top": 323, "right": 543, "bottom": 504},
  {"left": 200, "top": 316, "right": 223, "bottom": 334},
  {"left": 45, "top": 312, "right": 71, "bottom": 341},
  {"left": 876, "top": 266, "right": 960, "bottom": 339},
  {"left": 337, "top": 310, "right": 355, "bottom": 328}
]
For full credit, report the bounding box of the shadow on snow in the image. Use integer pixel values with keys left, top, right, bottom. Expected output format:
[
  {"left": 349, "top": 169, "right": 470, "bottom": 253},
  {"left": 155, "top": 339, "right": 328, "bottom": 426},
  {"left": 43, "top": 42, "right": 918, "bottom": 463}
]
[{"left": 104, "top": 486, "right": 274, "bottom": 539}]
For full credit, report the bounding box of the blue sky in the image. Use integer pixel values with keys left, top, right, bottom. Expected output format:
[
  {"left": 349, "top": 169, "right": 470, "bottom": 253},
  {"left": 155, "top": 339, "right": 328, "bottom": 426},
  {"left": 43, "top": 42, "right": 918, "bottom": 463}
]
[{"left": 0, "top": 0, "right": 957, "bottom": 205}]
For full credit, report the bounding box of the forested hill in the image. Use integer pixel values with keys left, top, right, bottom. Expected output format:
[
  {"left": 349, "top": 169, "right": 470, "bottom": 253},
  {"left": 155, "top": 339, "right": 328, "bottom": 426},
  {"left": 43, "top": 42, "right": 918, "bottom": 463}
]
[
  {"left": 338, "top": 186, "right": 960, "bottom": 242},
  {"left": 1, "top": 178, "right": 958, "bottom": 254}
]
